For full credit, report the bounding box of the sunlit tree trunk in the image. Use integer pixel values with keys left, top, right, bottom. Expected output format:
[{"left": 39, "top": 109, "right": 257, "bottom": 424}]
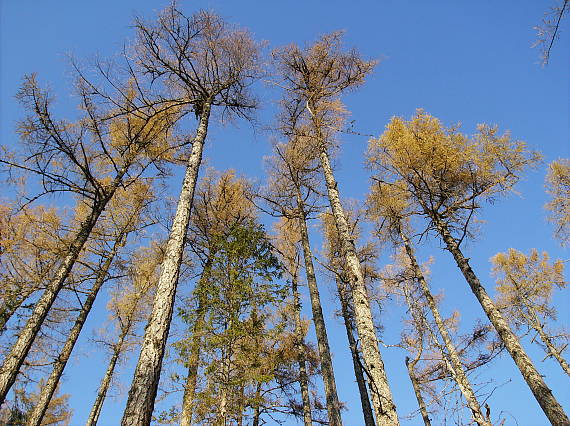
[
  {"left": 336, "top": 277, "right": 375, "bottom": 426},
  {"left": 296, "top": 192, "right": 342, "bottom": 426},
  {"left": 86, "top": 320, "right": 131, "bottom": 426},
  {"left": 399, "top": 229, "right": 489, "bottom": 426},
  {"left": 122, "top": 102, "right": 211, "bottom": 425},
  {"left": 433, "top": 216, "right": 570, "bottom": 425},
  {"left": 528, "top": 310, "right": 570, "bottom": 376},
  {"left": 318, "top": 146, "right": 398, "bottom": 425},
  {"left": 26, "top": 233, "right": 125, "bottom": 426},
  {"left": 405, "top": 357, "right": 431, "bottom": 426},
  {"left": 292, "top": 269, "right": 313, "bottom": 426}
]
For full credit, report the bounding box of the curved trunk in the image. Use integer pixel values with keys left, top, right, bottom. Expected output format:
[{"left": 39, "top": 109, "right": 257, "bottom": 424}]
[
  {"left": 121, "top": 102, "right": 211, "bottom": 426},
  {"left": 405, "top": 357, "right": 431, "bottom": 426},
  {"left": 292, "top": 269, "right": 313, "bottom": 426},
  {"left": 296, "top": 193, "right": 342, "bottom": 426},
  {"left": 26, "top": 232, "right": 124, "bottom": 426},
  {"left": 336, "top": 277, "right": 375, "bottom": 426},
  {"left": 399, "top": 230, "right": 489, "bottom": 426},
  {"left": 433, "top": 216, "right": 569, "bottom": 425},
  {"left": 319, "top": 148, "right": 398, "bottom": 425},
  {"left": 87, "top": 322, "right": 130, "bottom": 426}
]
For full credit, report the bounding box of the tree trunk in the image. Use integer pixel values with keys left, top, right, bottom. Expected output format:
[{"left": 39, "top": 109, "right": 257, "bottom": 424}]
[
  {"left": 180, "top": 261, "right": 213, "bottom": 426},
  {"left": 529, "top": 311, "right": 570, "bottom": 377},
  {"left": 0, "top": 287, "right": 37, "bottom": 335},
  {"left": 405, "top": 357, "right": 431, "bottom": 426},
  {"left": 336, "top": 277, "right": 375, "bottom": 426},
  {"left": 399, "top": 229, "right": 489, "bottom": 426},
  {"left": 296, "top": 192, "right": 342, "bottom": 426},
  {"left": 433, "top": 216, "right": 570, "bottom": 426},
  {"left": 121, "top": 102, "right": 211, "bottom": 426},
  {"left": 292, "top": 269, "right": 313, "bottom": 426},
  {"left": 319, "top": 148, "right": 398, "bottom": 425},
  {"left": 0, "top": 145, "right": 138, "bottom": 405},
  {"left": 252, "top": 382, "right": 262, "bottom": 426},
  {"left": 86, "top": 321, "right": 130, "bottom": 426},
  {"left": 26, "top": 232, "right": 125, "bottom": 426}
]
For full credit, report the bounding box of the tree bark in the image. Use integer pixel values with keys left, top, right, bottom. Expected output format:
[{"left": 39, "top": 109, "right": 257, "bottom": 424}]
[
  {"left": 529, "top": 311, "right": 570, "bottom": 377},
  {"left": 292, "top": 269, "right": 313, "bottom": 426},
  {"left": 319, "top": 148, "right": 399, "bottom": 425},
  {"left": 336, "top": 277, "right": 375, "bottom": 426},
  {"left": 405, "top": 357, "right": 431, "bottom": 426},
  {"left": 86, "top": 320, "right": 131, "bottom": 426},
  {"left": 433, "top": 216, "right": 570, "bottom": 426},
  {"left": 26, "top": 232, "right": 125, "bottom": 426},
  {"left": 399, "top": 230, "right": 489, "bottom": 426},
  {"left": 296, "top": 193, "right": 342, "bottom": 426},
  {"left": 121, "top": 102, "right": 211, "bottom": 426}
]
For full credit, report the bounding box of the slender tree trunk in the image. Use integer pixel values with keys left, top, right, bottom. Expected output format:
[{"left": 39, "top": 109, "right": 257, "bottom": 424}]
[
  {"left": 26, "top": 232, "right": 125, "bottom": 426},
  {"left": 180, "top": 261, "right": 213, "bottom": 426},
  {"left": 405, "top": 357, "right": 431, "bottom": 426},
  {"left": 433, "top": 216, "right": 570, "bottom": 425},
  {"left": 0, "top": 287, "right": 36, "bottom": 335},
  {"left": 336, "top": 277, "right": 375, "bottom": 426},
  {"left": 296, "top": 193, "right": 342, "bottom": 426},
  {"left": 399, "top": 229, "right": 489, "bottom": 426},
  {"left": 121, "top": 102, "right": 212, "bottom": 426},
  {"left": 252, "top": 382, "right": 262, "bottom": 426},
  {"left": 0, "top": 146, "right": 138, "bottom": 405},
  {"left": 318, "top": 148, "right": 398, "bottom": 425},
  {"left": 86, "top": 321, "right": 131, "bottom": 426},
  {"left": 292, "top": 269, "right": 313, "bottom": 426},
  {"left": 529, "top": 312, "right": 570, "bottom": 377}
]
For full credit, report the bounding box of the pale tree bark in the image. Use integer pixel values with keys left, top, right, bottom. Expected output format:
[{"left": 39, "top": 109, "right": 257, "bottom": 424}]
[
  {"left": 528, "top": 311, "right": 570, "bottom": 376},
  {"left": 86, "top": 321, "right": 129, "bottom": 426},
  {"left": 319, "top": 148, "right": 398, "bottom": 425},
  {"left": 433, "top": 216, "right": 570, "bottom": 426},
  {"left": 399, "top": 229, "right": 489, "bottom": 426},
  {"left": 405, "top": 357, "right": 431, "bottom": 426},
  {"left": 336, "top": 277, "right": 375, "bottom": 426},
  {"left": 121, "top": 102, "right": 212, "bottom": 426},
  {"left": 0, "top": 147, "right": 140, "bottom": 405},
  {"left": 292, "top": 269, "right": 313, "bottom": 426},
  {"left": 296, "top": 193, "right": 342, "bottom": 426},
  {"left": 26, "top": 231, "right": 126, "bottom": 426}
]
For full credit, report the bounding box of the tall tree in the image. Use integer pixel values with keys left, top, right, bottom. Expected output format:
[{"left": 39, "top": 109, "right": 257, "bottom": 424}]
[
  {"left": 367, "top": 110, "right": 569, "bottom": 425},
  {"left": 122, "top": 7, "right": 262, "bottom": 423},
  {"left": 545, "top": 159, "right": 570, "bottom": 245},
  {"left": 491, "top": 248, "right": 569, "bottom": 376},
  {"left": 273, "top": 32, "right": 399, "bottom": 425}
]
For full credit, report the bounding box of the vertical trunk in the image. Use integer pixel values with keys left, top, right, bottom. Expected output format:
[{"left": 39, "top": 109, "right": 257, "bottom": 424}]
[
  {"left": 319, "top": 149, "right": 398, "bottom": 425},
  {"left": 26, "top": 232, "right": 125, "bottom": 426},
  {"left": 292, "top": 269, "right": 313, "bottom": 426},
  {"left": 0, "top": 146, "right": 138, "bottom": 405},
  {"left": 336, "top": 277, "right": 375, "bottom": 426},
  {"left": 405, "top": 357, "right": 431, "bottom": 426},
  {"left": 433, "top": 216, "right": 570, "bottom": 425},
  {"left": 399, "top": 230, "right": 489, "bottom": 426},
  {"left": 86, "top": 322, "right": 130, "bottom": 426},
  {"left": 180, "top": 261, "right": 213, "bottom": 426},
  {"left": 121, "top": 102, "right": 211, "bottom": 426},
  {"left": 252, "top": 383, "right": 262, "bottom": 426},
  {"left": 0, "top": 202, "right": 105, "bottom": 405},
  {"left": 296, "top": 193, "right": 342, "bottom": 426}
]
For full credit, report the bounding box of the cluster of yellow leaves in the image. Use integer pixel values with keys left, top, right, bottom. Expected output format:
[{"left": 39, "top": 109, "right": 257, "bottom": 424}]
[
  {"left": 545, "top": 159, "right": 570, "bottom": 245},
  {"left": 491, "top": 248, "right": 566, "bottom": 320}
]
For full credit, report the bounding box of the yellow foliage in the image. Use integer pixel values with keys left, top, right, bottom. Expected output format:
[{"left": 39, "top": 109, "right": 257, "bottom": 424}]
[{"left": 545, "top": 159, "right": 570, "bottom": 245}]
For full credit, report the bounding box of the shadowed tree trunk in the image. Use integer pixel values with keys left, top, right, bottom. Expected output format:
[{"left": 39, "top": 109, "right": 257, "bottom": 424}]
[
  {"left": 433, "top": 216, "right": 570, "bottom": 425},
  {"left": 405, "top": 357, "right": 431, "bottom": 426},
  {"left": 122, "top": 102, "right": 211, "bottom": 425}
]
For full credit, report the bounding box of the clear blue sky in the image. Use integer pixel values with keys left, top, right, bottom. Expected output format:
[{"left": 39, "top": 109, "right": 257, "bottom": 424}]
[{"left": 1, "top": 1, "right": 569, "bottom": 425}]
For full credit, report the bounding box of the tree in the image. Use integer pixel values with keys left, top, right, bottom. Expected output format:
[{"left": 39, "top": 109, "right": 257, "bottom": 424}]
[
  {"left": 545, "top": 159, "right": 570, "bottom": 245},
  {"left": 367, "top": 110, "right": 569, "bottom": 425},
  {"left": 534, "top": 0, "right": 569, "bottom": 65},
  {"left": 273, "top": 32, "right": 399, "bottom": 425},
  {"left": 122, "top": 6, "right": 262, "bottom": 423},
  {"left": 491, "top": 248, "right": 569, "bottom": 376}
]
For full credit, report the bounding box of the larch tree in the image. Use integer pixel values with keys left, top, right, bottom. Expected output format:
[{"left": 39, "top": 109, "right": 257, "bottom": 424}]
[
  {"left": 367, "top": 110, "right": 569, "bottom": 425},
  {"left": 0, "top": 71, "right": 179, "bottom": 405},
  {"left": 122, "top": 6, "right": 262, "bottom": 423},
  {"left": 491, "top": 248, "right": 569, "bottom": 376},
  {"left": 273, "top": 32, "right": 399, "bottom": 425},
  {"left": 545, "top": 158, "right": 570, "bottom": 245}
]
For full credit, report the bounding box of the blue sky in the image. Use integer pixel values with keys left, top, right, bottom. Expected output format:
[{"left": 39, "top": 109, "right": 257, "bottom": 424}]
[{"left": 1, "top": 1, "right": 569, "bottom": 425}]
